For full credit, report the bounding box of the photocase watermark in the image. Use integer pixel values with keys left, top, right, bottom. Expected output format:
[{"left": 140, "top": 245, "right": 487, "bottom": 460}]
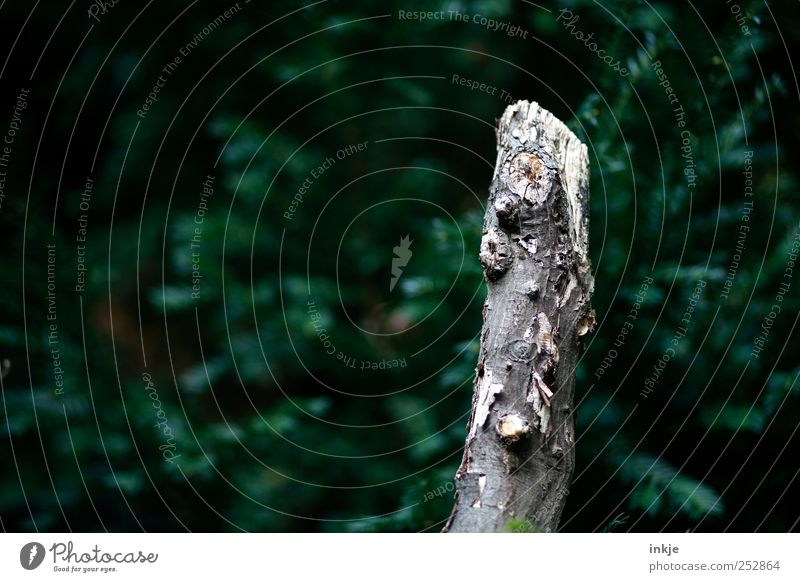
[
  {"left": 190, "top": 174, "right": 215, "bottom": 300},
  {"left": 720, "top": 150, "right": 754, "bottom": 301},
  {"left": 451, "top": 74, "right": 515, "bottom": 104},
  {"left": 396, "top": 9, "right": 449, "bottom": 22},
  {"left": 750, "top": 223, "right": 800, "bottom": 359},
  {"left": 397, "top": 9, "right": 528, "bottom": 39},
  {"left": 449, "top": 10, "right": 528, "bottom": 39},
  {"left": 678, "top": 127, "right": 697, "bottom": 190},
  {"left": 136, "top": 2, "right": 243, "bottom": 119},
  {"left": 725, "top": 0, "right": 753, "bottom": 37},
  {"left": 651, "top": 60, "right": 696, "bottom": 190},
  {"left": 0, "top": 87, "right": 29, "bottom": 217},
  {"left": 46, "top": 243, "right": 66, "bottom": 396},
  {"left": 422, "top": 480, "right": 454, "bottom": 502},
  {"left": 36, "top": 540, "right": 158, "bottom": 574},
  {"left": 142, "top": 371, "right": 181, "bottom": 463},
  {"left": 74, "top": 176, "right": 94, "bottom": 293},
  {"left": 284, "top": 141, "right": 369, "bottom": 221},
  {"left": 389, "top": 234, "right": 413, "bottom": 292},
  {"left": 595, "top": 274, "right": 653, "bottom": 380},
  {"left": 556, "top": 9, "right": 629, "bottom": 77},
  {"left": 20, "top": 542, "right": 46, "bottom": 570},
  {"left": 306, "top": 297, "right": 407, "bottom": 370},
  {"left": 641, "top": 279, "right": 706, "bottom": 398},
  {"left": 87, "top": 0, "right": 121, "bottom": 24},
  {"left": 651, "top": 59, "right": 679, "bottom": 107}
]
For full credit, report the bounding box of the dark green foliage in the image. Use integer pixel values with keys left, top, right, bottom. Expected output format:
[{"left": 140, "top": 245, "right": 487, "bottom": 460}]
[{"left": 1, "top": 0, "right": 798, "bottom": 532}]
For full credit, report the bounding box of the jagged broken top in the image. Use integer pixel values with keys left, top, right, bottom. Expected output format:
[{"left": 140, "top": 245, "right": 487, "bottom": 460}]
[{"left": 494, "top": 100, "right": 590, "bottom": 264}]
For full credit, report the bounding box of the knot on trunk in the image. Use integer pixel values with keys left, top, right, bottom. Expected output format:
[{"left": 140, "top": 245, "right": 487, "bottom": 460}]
[{"left": 444, "top": 100, "right": 592, "bottom": 534}]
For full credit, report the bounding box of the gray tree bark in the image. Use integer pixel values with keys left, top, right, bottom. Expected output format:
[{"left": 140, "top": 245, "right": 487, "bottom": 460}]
[{"left": 443, "top": 101, "right": 594, "bottom": 533}]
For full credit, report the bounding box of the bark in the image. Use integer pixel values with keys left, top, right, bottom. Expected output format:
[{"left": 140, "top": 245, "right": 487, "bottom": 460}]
[{"left": 443, "top": 101, "right": 594, "bottom": 533}]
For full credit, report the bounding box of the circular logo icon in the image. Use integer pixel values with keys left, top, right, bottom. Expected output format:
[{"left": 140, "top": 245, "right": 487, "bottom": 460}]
[{"left": 20, "top": 542, "right": 46, "bottom": 570}]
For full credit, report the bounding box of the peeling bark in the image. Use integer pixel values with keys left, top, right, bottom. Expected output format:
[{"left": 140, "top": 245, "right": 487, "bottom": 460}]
[{"left": 443, "top": 101, "right": 594, "bottom": 533}]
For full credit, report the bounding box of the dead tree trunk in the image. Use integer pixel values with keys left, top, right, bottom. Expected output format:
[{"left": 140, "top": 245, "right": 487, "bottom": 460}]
[{"left": 443, "top": 101, "right": 594, "bottom": 533}]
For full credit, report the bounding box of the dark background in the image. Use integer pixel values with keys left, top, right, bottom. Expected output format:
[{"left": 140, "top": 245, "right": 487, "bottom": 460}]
[{"left": 1, "top": 0, "right": 798, "bottom": 532}]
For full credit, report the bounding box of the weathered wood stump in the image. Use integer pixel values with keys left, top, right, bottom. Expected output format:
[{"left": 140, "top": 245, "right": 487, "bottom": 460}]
[{"left": 444, "top": 101, "right": 594, "bottom": 533}]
